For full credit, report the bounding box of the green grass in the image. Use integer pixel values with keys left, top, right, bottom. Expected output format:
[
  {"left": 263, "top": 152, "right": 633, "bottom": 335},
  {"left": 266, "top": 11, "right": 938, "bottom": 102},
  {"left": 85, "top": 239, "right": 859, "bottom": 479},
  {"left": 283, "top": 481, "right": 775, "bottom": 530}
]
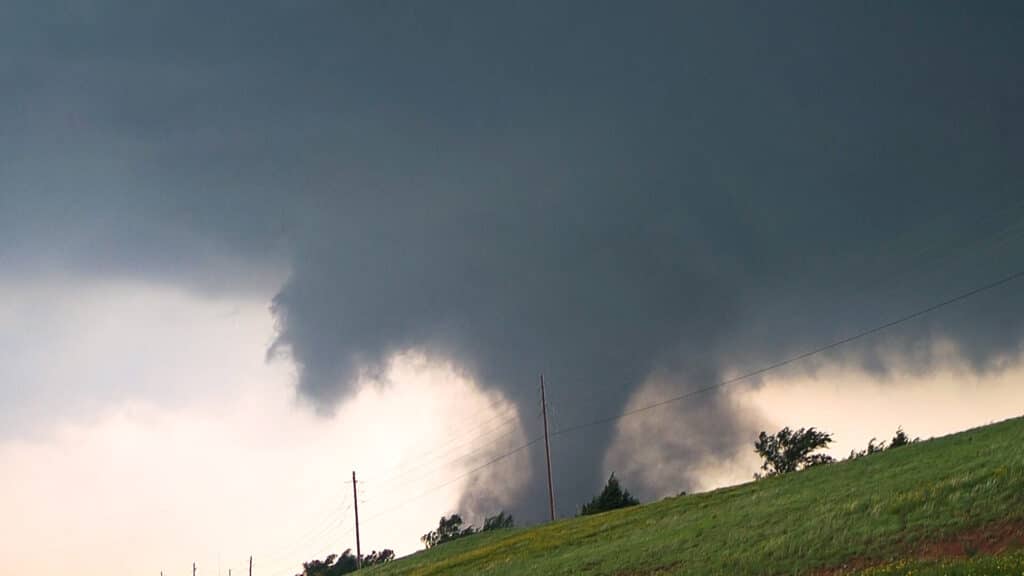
[{"left": 366, "top": 416, "right": 1024, "bottom": 575}]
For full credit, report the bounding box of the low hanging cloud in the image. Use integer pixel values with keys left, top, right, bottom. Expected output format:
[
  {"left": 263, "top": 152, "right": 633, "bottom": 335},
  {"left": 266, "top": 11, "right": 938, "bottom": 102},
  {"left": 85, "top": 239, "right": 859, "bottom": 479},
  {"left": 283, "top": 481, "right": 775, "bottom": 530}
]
[{"left": 3, "top": 2, "right": 1024, "bottom": 523}]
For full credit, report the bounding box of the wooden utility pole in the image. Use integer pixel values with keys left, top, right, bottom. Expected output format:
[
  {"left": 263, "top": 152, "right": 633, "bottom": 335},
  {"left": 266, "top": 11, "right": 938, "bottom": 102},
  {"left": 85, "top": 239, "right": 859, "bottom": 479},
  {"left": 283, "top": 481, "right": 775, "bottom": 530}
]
[
  {"left": 541, "top": 373, "right": 556, "bottom": 521},
  {"left": 193, "top": 562, "right": 197, "bottom": 576},
  {"left": 249, "top": 556, "right": 252, "bottom": 576},
  {"left": 352, "top": 470, "right": 362, "bottom": 569}
]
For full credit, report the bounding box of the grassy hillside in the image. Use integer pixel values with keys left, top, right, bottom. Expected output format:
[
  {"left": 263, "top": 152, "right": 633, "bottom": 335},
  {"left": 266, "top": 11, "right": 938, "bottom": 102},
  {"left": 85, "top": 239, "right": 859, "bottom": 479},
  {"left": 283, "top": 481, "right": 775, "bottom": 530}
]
[{"left": 368, "top": 416, "right": 1024, "bottom": 575}]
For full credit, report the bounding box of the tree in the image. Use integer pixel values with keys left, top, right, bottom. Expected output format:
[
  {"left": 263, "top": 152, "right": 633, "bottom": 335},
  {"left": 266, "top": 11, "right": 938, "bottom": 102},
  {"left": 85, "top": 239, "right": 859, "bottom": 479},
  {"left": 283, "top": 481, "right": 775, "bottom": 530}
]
[
  {"left": 482, "top": 511, "right": 514, "bottom": 531},
  {"left": 754, "top": 426, "right": 834, "bottom": 478},
  {"left": 421, "top": 514, "right": 476, "bottom": 549},
  {"left": 889, "top": 426, "right": 917, "bottom": 449},
  {"left": 296, "top": 547, "right": 394, "bottom": 575},
  {"left": 295, "top": 551, "right": 358, "bottom": 576},
  {"left": 848, "top": 437, "right": 886, "bottom": 460},
  {"left": 848, "top": 427, "right": 919, "bottom": 460},
  {"left": 362, "top": 549, "right": 395, "bottom": 566},
  {"left": 580, "top": 473, "right": 640, "bottom": 516}
]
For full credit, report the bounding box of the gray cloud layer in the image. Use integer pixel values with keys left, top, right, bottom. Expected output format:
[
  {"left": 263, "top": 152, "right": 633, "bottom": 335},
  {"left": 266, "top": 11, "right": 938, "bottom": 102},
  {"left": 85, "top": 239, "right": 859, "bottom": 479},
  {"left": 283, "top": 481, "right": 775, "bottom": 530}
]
[{"left": 3, "top": 2, "right": 1023, "bottom": 519}]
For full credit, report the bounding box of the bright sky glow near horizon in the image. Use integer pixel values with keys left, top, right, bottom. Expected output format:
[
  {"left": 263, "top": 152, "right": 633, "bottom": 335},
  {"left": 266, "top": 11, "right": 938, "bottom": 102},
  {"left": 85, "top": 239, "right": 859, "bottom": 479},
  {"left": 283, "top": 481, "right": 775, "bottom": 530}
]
[
  {"left": 0, "top": 278, "right": 530, "bottom": 574},
  {"left": 2, "top": 278, "right": 1022, "bottom": 575},
  {"left": 2, "top": 3, "right": 1023, "bottom": 576}
]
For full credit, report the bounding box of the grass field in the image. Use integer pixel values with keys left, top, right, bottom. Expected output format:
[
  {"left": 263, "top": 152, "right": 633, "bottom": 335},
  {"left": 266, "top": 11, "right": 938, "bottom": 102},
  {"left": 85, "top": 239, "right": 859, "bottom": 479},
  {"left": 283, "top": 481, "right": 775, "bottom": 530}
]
[{"left": 367, "top": 416, "right": 1024, "bottom": 575}]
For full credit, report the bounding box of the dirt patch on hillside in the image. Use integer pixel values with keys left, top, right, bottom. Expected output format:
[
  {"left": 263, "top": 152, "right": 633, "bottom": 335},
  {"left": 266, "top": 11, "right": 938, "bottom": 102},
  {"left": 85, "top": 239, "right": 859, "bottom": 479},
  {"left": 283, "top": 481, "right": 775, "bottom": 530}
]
[{"left": 813, "top": 519, "right": 1024, "bottom": 575}]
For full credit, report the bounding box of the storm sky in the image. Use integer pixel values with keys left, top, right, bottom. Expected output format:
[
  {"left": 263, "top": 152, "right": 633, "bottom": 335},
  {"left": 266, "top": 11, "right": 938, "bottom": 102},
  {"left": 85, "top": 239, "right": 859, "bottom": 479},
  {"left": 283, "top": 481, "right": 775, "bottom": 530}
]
[{"left": 3, "top": 2, "right": 1024, "bottom": 575}]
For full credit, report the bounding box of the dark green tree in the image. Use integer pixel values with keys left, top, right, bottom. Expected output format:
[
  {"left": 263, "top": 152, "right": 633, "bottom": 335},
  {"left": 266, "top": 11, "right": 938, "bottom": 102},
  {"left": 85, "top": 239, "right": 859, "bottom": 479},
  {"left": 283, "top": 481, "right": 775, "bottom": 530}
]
[
  {"left": 849, "top": 427, "right": 918, "bottom": 460},
  {"left": 295, "top": 550, "right": 358, "bottom": 576},
  {"left": 579, "top": 473, "right": 640, "bottom": 516},
  {"left": 848, "top": 437, "right": 886, "bottom": 460},
  {"left": 295, "top": 547, "right": 394, "bottom": 575},
  {"left": 421, "top": 514, "right": 477, "bottom": 549},
  {"left": 362, "top": 549, "right": 395, "bottom": 566},
  {"left": 754, "top": 426, "right": 834, "bottom": 478},
  {"left": 888, "top": 427, "right": 917, "bottom": 449},
  {"left": 482, "top": 511, "right": 514, "bottom": 531}
]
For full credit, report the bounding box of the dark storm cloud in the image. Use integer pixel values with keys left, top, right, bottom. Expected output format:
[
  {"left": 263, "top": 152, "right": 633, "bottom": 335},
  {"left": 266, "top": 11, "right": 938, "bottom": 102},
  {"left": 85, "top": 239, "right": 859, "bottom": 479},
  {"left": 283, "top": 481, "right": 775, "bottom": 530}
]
[{"left": 3, "top": 2, "right": 1023, "bottom": 519}]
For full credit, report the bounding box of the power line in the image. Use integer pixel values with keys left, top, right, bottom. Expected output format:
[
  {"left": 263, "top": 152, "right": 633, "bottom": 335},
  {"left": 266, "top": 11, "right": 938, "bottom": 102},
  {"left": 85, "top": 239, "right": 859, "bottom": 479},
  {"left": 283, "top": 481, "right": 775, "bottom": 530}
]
[
  {"left": 255, "top": 417, "right": 527, "bottom": 574},
  {"left": 264, "top": 518, "right": 350, "bottom": 576},
  {"left": 271, "top": 523, "right": 360, "bottom": 576},
  {"left": 258, "top": 504, "right": 351, "bottom": 572},
  {"left": 368, "top": 414, "right": 522, "bottom": 488},
  {"left": 260, "top": 435, "right": 539, "bottom": 574},
  {"left": 363, "top": 437, "right": 543, "bottom": 524},
  {"left": 370, "top": 427, "right": 527, "bottom": 497},
  {"left": 367, "top": 402, "right": 521, "bottom": 480},
  {"left": 552, "top": 267, "right": 1024, "bottom": 438}
]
